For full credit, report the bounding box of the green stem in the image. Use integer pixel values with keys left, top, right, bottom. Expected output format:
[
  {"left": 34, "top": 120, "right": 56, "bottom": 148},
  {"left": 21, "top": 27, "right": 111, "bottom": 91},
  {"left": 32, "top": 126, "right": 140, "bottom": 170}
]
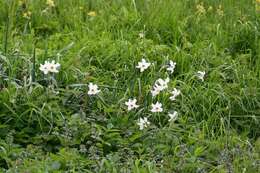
[
  {"left": 4, "top": 8, "right": 9, "bottom": 55},
  {"left": 32, "top": 41, "right": 37, "bottom": 82}
]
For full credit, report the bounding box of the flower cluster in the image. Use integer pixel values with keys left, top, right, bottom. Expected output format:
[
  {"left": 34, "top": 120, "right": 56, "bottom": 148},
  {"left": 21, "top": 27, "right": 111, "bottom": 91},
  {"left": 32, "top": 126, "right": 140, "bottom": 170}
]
[
  {"left": 196, "top": 3, "right": 206, "bottom": 15},
  {"left": 39, "top": 60, "right": 60, "bottom": 75},
  {"left": 130, "top": 59, "right": 206, "bottom": 130},
  {"left": 151, "top": 77, "right": 170, "bottom": 97},
  {"left": 195, "top": 3, "right": 224, "bottom": 16},
  {"left": 39, "top": 58, "right": 206, "bottom": 131}
]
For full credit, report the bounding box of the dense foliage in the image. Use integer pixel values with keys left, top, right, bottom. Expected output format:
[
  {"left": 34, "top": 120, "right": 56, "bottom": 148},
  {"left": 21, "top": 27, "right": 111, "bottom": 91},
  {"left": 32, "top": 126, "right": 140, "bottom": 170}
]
[{"left": 0, "top": 0, "right": 259, "bottom": 172}]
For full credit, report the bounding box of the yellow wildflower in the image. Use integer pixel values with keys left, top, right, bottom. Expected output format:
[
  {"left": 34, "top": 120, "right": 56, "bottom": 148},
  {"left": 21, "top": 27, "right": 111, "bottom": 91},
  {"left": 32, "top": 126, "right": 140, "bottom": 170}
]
[
  {"left": 46, "top": 0, "right": 55, "bottom": 7},
  {"left": 208, "top": 6, "right": 213, "bottom": 12},
  {"left": 88, "top": 11, "right": 97, "bottom": 17},
  {"left": 257, "top": 6, "right": 260, "bottom": 12},
  {"left": 217, "top": 5, "right": 224, "bottom": 16},
  {"left": 18, "top": 0, "right": 25, "bottom": 6},
  {"left": 256, "top": 0, "right": 260, "bottom": 11},
  {"left": 196, "top": 3, "right": 206, "bottom": 15},
  {"left": 23, "top": 11, "right": 31, "bottom": 19}
]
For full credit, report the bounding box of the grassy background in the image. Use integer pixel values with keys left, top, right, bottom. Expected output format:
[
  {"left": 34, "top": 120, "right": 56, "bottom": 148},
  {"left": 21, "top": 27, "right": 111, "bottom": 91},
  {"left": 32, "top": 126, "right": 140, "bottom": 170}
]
[{"left": 0, "top": 0, "right": 259, "bottom": 172}]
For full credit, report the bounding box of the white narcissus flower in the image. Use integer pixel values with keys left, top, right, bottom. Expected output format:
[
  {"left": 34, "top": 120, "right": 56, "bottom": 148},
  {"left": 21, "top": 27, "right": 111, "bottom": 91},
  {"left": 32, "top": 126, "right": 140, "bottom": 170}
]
[
  {"left": 136, "top": 59, "right": 151, "bottom": 72},
  {"left": 48, "top": 60, "right": 60, "bottom": 73},
  {"left": 125, "top": 98, "right": 139, "bottom": 111},
  {"left": 39, "top": 61, "right": 50, "bottom": 75},
  {"left": 151, "top": 102, "right": 163, "bottom": 113},
  {"left": 137, "top": 117, "right": 150, "bottom": 130},
  {"left": 169, "top": 88, "right": 181, "bottom": 101},
  {"left": 167, "top": 60, "right": 176, "bottom": 74},
  {"left": 88, "top": 83, "right": 100, "bottom": 95},
  {"left": 151, "top": 77, "right": 170, "bottom": 97},
  {"left": 155, "top": 77, "right": 170, "bottom": 90},
  {"left": 151, "top": 86, "right": 161, "bottom": 97},
  {"left": 168, "top": 111, "right": 178, "bottom": 122},
  {"left": 196, "top": 71, "right": 206, "bottom": 81}
]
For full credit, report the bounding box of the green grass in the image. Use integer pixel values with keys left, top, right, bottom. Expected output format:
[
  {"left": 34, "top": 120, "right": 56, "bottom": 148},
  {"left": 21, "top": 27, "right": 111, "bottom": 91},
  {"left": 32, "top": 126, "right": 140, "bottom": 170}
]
[{"left": 0, "top": 0, "right": 260, "bottom": 172}]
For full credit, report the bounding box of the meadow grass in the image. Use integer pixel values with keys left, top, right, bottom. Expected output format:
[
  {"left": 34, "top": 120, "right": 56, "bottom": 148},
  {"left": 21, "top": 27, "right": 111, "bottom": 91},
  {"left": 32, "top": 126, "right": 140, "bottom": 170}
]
[{"left": 0, "top": 0, "right": 259, "bottom": 172}]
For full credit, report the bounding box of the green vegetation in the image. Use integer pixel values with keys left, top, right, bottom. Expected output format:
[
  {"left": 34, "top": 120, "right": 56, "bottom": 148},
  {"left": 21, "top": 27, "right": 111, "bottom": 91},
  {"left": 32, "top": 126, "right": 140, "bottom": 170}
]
[{"left": 0, "top": 0, "right": 259, "bottom": 172}]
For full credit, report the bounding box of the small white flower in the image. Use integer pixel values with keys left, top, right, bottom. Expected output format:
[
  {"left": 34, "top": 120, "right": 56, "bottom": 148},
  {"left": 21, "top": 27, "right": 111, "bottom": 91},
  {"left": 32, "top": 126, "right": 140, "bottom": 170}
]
[
  {"left": 136, "top": 59, "right": 151, "bottom": 72},
  {"left": 151, "top": 86, "right": 161, "bottom": 97},
  {"left": 39, "top": 62, "right": 50, "bottom": 75},
  {"left": 139, "top": 32, "right": 145, "bottom": 39},
  {"left": 151, "top": 102, "right": 163, "bottom": 113},
  {"left": 168, "top": 111, "right": 178, "bottom": 122},
  {"left": 169, "top": 88, "right": 181, "bottom": 101},
  {"left": 125, "top": 98, "right": 139, "bottom": 111},
  {"left": 196, "top": 71, "right": 206, "bottom": 81},
  {"left": 137, "top": 117, "right": 150, "bottom": 130},
  {"left": 88, "top": 83, "right": 100, "bottom": 95},
  {"left": 167, "top": 60, "right": 176, "bottom": 74},
  {"left": 48, "top": 60, "right": 60, "bottom": 73}
]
